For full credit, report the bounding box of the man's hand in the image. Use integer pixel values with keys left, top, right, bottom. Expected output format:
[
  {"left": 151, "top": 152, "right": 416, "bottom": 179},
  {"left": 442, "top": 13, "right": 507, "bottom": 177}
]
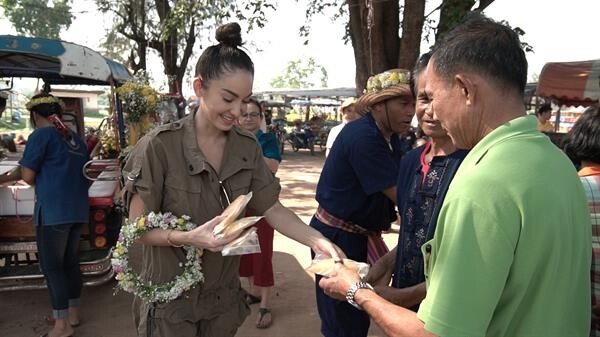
[{"left": 319, "top": 263, "right": 361, "bottom": 301}]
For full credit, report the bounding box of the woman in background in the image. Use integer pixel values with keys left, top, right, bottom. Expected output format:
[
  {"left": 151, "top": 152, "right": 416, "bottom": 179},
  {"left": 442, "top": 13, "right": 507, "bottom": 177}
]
[
  {"left": 563, "top": 105, "right": 600, "bottom": 337},
  {"left": 238, "top": 98, "right": 281, "bottom": 329}
]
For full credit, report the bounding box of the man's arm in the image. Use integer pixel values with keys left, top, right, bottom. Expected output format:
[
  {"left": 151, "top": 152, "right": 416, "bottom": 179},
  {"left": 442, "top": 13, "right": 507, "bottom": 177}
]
[
  {"left": 319, "top": 266, "right": 436, "bottom": 337},
  {"left": 358, "top": 288, "right": 435, "bottom": 337},
  {"left": 383, "top": 186, "right": 397, "bottom": 204},
  {"left": 374, "top": 282, "right": 426, "bottom": 308}
]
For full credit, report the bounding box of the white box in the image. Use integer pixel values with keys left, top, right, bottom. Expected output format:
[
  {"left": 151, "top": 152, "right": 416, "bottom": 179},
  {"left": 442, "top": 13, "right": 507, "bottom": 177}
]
[{"left": 0, "top": 185, "right": 35, "bottom": 215}]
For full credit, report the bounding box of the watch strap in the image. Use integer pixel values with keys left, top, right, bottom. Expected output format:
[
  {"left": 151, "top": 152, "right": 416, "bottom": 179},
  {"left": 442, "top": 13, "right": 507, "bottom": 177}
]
[{"left": 346, "top": 281, "right": 374, "bottom": 310}]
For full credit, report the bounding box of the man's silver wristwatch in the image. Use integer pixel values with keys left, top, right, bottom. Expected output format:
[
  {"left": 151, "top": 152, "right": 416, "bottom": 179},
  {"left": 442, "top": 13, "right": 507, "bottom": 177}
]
[{"left": 346, "top": 281, "right": 374, "bottom": 310}]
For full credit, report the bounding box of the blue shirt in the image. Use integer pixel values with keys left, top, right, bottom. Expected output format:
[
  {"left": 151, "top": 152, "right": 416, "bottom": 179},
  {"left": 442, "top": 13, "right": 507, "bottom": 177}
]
[
  {"left": 315, "top": 113, "right": 401, "bottom": 231},
  {"left": 19, "top": 127, "right": 90, "bottom": 225},
  {"left": 392, "top": 145, "right": 468, "bottom": 291},
  {"left": 255, "top": 129, "right": 282, "bottom": 162}
]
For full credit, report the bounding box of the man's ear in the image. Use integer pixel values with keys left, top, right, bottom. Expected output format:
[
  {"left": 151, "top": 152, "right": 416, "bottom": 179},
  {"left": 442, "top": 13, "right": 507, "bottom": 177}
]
[
  {"left": 193, "top": 77, "right": 204, "bottom": 97},
  {"left": 454, "top": 74, "right": 477, "bottom": 107}
]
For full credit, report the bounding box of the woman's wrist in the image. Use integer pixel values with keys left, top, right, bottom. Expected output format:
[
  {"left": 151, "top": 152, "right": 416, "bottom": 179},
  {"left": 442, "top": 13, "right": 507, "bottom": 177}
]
[{"left": 168, "top": 230, "right": 189, "bottom": 247}]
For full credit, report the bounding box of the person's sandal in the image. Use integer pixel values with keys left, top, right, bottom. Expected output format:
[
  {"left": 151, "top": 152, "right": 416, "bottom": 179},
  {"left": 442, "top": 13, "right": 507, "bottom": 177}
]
[
  {"left": 256, "top": 308, "right": 272, "bottom": 329},
  {"left": 44, "top": 316, "right": 80, "bottom": 327},
  {"left": 244, "top": 293, "right": 261, "bottom": 305}
]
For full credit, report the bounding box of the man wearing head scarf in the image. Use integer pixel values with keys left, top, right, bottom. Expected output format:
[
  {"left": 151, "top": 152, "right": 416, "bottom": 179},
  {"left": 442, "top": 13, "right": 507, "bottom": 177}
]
[
  {"left": 310, "top": 69, "right": 415, "bottom": 337},
  {"left": 325, "top": 97, "right": 358, "bottom": 157},
  {"left": 319, "top": 13, "right": 590, "bottom": 337}
]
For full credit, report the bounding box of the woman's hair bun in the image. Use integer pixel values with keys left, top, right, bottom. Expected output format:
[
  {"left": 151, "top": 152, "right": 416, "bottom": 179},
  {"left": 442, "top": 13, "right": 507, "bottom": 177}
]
[{"left": 215, "top": 22, "right": 243, "bottom": 47}]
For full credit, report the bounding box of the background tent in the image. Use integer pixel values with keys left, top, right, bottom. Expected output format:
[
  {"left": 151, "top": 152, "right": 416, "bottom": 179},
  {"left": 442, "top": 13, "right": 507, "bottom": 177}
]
[{"left": 536, "top": 59, "right": 600, "bottom": 107}]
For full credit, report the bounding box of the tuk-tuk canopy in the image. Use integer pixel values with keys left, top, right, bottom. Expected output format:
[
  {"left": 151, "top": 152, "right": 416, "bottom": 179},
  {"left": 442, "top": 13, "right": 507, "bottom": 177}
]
[
  {"left": 536, "top": 59, "right": 600, "bottom": 107},
  {"left": 0, "top": 35, "right": 131, "bottom": 85},
  {"left": 257, "top": 87, "right": 356, "bottom": 98}
]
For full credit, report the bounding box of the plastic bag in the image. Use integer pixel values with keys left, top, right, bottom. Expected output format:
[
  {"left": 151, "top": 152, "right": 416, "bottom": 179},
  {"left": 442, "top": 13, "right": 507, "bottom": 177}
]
[
  {"left": 221, "top": 227, "right": 261, "bottom": 256},
  {"left": 306, "top": 253, "right": 370, "bottom": 278}
]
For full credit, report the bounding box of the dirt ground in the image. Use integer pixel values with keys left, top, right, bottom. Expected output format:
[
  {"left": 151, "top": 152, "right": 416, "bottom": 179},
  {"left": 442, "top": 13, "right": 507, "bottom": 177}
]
[{"left": 0, "top": 146, "right": 396, "bottom": 337}]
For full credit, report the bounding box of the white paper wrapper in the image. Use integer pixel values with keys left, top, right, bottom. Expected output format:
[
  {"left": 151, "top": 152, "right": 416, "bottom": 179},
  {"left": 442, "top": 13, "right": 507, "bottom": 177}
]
[
  {"left": 306, "top": 253, "right": 370, "bottom": 278},
  {"left": 214, "top": 216, "right": 263, "bottom": 239},
  {"left": 221, "top": 227, "right": 261, "bottom": 256}
]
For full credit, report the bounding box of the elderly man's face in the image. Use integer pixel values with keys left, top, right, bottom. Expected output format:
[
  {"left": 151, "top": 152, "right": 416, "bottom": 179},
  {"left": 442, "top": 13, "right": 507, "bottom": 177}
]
[
  {"left": 424, "top": 61, "right": 481, "bottom": 149},
  {"left": 415, "top": 72, "right": 446, "bottom": 139}
]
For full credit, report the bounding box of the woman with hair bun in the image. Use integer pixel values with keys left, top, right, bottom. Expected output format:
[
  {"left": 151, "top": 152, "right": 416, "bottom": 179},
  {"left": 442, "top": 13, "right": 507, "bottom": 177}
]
[{"left": 122, "top": 22, "right": 342, "bottom": 337}]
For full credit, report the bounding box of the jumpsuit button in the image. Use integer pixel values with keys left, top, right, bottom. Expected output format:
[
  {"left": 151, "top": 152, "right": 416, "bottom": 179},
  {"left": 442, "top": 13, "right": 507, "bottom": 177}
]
[{"left": 242, "top": 157, "right": 247, "bottom": 162}]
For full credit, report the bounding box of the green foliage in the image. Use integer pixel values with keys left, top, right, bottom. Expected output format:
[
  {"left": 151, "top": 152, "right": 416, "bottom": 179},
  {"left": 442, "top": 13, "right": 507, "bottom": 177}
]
[
  {"left": 235, "top": 0, "right": 276, "bottom": 31},
  {"left": 96, "top": 0, "right": 276, "bottom": 91},
  {"left": 99, "top": 30, "right": 132, "bottom": 64},
  {"left": 270, "top": 57, "right": 328, "bottom": 89},
  {"left": 299, "top": 0, "right": 347, "bottom": 44},
  {"left": 505, "top": 23, "right": 534, "bottom": 53},
  {"left": 0, "top": 0, "right": 73, "bottom": 39}
]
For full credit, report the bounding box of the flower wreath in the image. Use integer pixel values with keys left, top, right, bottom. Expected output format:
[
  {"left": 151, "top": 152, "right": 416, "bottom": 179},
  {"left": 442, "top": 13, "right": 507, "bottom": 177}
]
[
  {"left": 364, "top": 70, "right": 410, "bottom": 94},
  {"left": 111, "top": 212, "right": 203, "bottom": 303},
  {"left": 25, "top": 96, "right": 66, "bottom": 110}
]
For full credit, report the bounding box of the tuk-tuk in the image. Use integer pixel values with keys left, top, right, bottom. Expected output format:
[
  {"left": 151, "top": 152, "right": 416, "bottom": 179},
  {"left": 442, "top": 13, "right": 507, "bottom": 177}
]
[{"left": 0, "top": 35, "right": 131, "bottom": 291}]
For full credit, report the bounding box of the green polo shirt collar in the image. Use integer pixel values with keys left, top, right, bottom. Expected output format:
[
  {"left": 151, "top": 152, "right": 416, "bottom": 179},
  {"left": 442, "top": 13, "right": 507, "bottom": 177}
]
[{"left": 462, "top": 115, "right": 535, "bottom": 168}]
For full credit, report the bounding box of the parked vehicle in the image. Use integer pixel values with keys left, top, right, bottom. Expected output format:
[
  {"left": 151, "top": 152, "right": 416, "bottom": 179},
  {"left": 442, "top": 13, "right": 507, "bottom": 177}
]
[
  {"left": 270, "top": 117, "right": 287, "bottom": 154},
  {"left": 0, "top": 35, "right": 131, "bottom": 291},
  {"left": 287, "top": 124, "right": 315, "bottom": 155}
]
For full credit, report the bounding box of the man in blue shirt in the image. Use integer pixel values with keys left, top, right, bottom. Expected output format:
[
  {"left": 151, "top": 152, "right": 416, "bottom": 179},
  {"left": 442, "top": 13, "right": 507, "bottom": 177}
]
[{"left": 310, "top": 68, "right": 415, "bottom": 337}]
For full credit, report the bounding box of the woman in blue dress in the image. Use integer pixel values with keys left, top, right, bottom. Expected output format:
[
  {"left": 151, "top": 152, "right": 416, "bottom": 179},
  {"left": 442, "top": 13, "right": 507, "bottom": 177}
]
[{"left": 0, "top": 93, "right": 89, "bottom": 337}]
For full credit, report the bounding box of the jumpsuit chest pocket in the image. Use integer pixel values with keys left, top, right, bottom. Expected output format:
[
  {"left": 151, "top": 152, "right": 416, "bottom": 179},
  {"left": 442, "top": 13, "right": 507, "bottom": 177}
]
[
  {"left": 162, "top": 175, "right": 204, "bottom": 213},
  {"left": 224, "top": 169, "right": 253, "bottom": 199}
]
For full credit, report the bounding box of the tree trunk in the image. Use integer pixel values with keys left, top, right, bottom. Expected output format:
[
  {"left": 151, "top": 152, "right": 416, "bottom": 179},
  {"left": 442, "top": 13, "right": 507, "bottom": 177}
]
[
  {"left": 398, "top": 0, "right": 426, "bottom": 70},
  {"left": 347, "top": 0, "right": 399, "bottom": 95}
]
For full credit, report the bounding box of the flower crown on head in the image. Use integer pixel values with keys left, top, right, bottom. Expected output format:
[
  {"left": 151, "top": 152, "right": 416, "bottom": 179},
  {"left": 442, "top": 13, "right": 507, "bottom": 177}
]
[
  {"left": 25, "top": 96, "right": 65, "bottom": 110},
  {"left": 364, "top": 70, "right": 410, "bottom": 94}
]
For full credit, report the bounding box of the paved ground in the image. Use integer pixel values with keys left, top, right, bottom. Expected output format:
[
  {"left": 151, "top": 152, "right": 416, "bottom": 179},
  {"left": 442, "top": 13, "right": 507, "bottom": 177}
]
[{"left": 0, "top": 145, "right": 396, "bottom": 337}]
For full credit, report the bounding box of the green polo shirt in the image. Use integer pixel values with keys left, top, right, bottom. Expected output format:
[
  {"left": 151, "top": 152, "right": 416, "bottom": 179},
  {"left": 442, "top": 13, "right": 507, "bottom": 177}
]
[{"left": 417, "top": 115, "right": 591, "bottom": 337}]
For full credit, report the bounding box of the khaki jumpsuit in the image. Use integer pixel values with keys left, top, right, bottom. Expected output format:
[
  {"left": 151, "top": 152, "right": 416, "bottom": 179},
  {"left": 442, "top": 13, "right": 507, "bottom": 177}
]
[{"left": 122, "top": 113, "right": 281, "bottom": 337}]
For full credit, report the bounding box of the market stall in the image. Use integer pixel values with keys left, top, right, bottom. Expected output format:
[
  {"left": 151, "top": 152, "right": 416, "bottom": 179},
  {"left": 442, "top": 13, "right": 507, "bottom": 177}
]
[{"left": 536, "top": 59, "right": 600, "bottom": 132}]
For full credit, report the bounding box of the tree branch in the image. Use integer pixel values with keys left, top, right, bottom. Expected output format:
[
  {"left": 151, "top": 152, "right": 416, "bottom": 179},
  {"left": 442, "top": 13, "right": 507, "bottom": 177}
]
[
  {"left": 476, "top": 0, "right": 495, "bottom": 11},
  {"left": 177, "top": 18, "right": 196, "bottom": 81}
]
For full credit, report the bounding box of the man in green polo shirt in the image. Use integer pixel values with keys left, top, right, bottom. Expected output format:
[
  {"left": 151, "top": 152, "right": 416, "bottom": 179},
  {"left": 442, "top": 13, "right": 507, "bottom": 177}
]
[{"left": 319, "top": 13, "right": 591, "bottom": 337}]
